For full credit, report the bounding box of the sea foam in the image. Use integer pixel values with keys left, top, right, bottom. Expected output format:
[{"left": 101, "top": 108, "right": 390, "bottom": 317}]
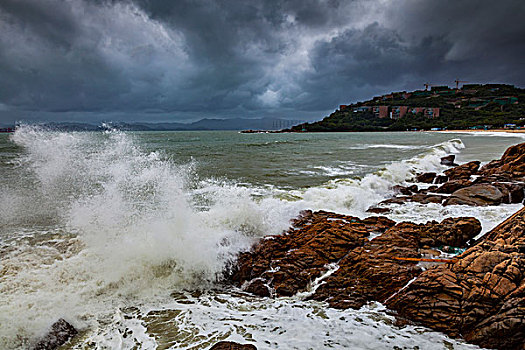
[{"left": 0, "top": 126, "right": 510, "bottom": 349}]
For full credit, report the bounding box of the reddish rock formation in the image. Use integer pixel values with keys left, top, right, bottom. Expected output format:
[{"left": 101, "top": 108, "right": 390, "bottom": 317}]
[
  {"left": 436, "top": 179, "right": 473, "bottom": 194},
  {"left": 415, "top": 172, "right": 436, "bottom": 183},
  {"left": 479, "top": 142, "right": 525, "bottom": 180},
  {"left": 311, "top": 217, "right": 480, "bottom": 309},
  {"left": 232, "top": 211, "right": 396, "bottom": 297},
  {"left": 210, "top": 341, "right": 257, "bottom": 350},
  {"left": 386, "top": 206, "right": 525, "bottom": 350},
  {"left": 444, "top": 161, "right": 480, "bottom": 180},
  {"left": 231, "top": 211, "right": 480, "bottom": 309}
]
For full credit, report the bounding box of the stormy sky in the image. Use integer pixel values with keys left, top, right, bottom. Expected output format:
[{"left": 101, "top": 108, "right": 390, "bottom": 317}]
[{"left": 0, "top": 0, "right": 524, "bottom": 124}]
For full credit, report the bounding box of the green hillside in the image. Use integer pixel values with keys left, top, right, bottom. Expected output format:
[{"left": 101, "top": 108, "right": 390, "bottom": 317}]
[{"left": 290, "top": 84, "right": 525, "bottom": 132}]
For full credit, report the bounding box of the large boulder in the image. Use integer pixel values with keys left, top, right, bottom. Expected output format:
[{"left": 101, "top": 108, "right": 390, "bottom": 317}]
[
  {"left": 444, "top": 183, "right": 504, "bottom": 206},
  {"left": 415, "top": 172, "right": 436, "bottom": 183},
  {"left": 386, "top": 206, "right": 525, "bottom": 350}
]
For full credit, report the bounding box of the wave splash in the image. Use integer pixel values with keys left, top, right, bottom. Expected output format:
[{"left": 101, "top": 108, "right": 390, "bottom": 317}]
[
  {"left": 1, "top": 127, "right": 467, "bottom": 348},
  {"left": 1, "top": 126, "right": 293, "bottom": 347},
  {"left": 291, "top": 138, "right": 465, "bottom": 215}
]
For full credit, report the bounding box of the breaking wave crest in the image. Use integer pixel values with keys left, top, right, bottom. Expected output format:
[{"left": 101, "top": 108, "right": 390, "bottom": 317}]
[
  {"left": 289, "top": 138, "right": 465, "bottom": 215},
  {"left": 1, "top": 126, "right": 294, "bottom": 347},
  {"left": 0, "top": 127, "right": 469, "bottom": 348}
]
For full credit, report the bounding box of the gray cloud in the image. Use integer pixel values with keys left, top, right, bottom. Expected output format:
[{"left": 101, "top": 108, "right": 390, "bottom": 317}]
[{"left": 0, "top": 0, "right": 524, "bottom": 124}]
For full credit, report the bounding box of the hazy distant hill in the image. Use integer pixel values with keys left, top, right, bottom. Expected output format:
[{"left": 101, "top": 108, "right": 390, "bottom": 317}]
[{"left": 9, "top": 117, "right": 305, "bottom": 131}]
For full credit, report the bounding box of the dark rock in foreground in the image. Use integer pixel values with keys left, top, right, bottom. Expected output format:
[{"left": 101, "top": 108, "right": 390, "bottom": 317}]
[
  {"left": 33, "top": 319, "right": 77, "bottom": 350},
  {"left": 210, "top": 341, "right": 257, "bottom": 350},
  {"left": 387, "top": 206, "right": 525, "bottom": 350}
]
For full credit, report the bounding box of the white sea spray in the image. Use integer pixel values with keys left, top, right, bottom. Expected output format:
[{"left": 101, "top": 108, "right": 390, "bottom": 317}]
[{"left": 0, "top": 126, "right": 514, "bottom": 349}]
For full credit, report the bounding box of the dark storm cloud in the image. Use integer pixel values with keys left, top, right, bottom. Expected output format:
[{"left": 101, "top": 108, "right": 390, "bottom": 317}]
[{"left": 0, "top": 0, "right": 524, "bottom": 123}]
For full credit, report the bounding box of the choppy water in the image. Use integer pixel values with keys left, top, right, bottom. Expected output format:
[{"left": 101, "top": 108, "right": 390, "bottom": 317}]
[{"left": 1, "top": 126, "right": 523, "bottom": 349}]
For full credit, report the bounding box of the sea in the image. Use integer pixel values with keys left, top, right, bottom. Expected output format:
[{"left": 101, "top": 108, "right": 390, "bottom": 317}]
[{"left": 1, "top": 126, "right": 523, "bottom": 349}]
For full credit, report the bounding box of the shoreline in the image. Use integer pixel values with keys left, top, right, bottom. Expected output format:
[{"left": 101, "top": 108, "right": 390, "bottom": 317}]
[
  {"left": 232, "top": 142, "right": 525, "bottom": 350},
  {"left": 431, "top": 128, "right": 525, "bottom": 134}
]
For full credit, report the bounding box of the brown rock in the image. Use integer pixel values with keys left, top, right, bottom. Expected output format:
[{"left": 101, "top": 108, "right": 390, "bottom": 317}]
[
  {"left": 444, "top": 184, "right": 504, "bottom": 206},
  {"left": 393, "top": 185, "right": 417, "bottom": 195},
  {"left": 210, "top": 341, "right": 257, "bottom": 350},
  {"left": 231, "top": 211, "right": 389, "bottom": 297},
  {"left": 436, "top": 179, "right": 472, "bottom": 194},
  {"left": 366, "top": 206, "right": 391, "bottom": 214},
  {"left": 387, "top": 206, "right": 525, "bottom": 350},
  {"left": 441, "top": 155, "right": 458, "bottom": 166},
  {"left": 415, "top": 172, "right": 436, "bottom": 183},
  {"left": 493, "top": 182, "right": 525, "bottom": 204},
  {"left": 444, "top": 161, "right": 480, "bottom": 180},
  {"left": 231, "top": 212, "right": 479, "bottom": 311},
  {"left": 434, "top": 175, "right": 449, "bottom": 184},
  {"left": 409, "top": 194, "right": 445, "bottom": 204},
  {"left": 480, "top": 142, "right": 525, "bottom": 180}
]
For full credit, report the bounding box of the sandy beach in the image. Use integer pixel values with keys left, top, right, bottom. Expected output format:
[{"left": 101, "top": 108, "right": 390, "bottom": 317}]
[{"left": 432, "top": 129, "right": 525, "bottom": 134}]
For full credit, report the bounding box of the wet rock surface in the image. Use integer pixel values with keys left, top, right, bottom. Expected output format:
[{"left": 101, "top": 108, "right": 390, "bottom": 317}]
[
  {"left": 444, "top": 160, "right": 480, "bottom": 180},
  {"left": 480, "top": 142, "right": 525, "bottom": 180},
  {"left": 375, "top": 143, "right": 525, "bottom": 207},
  {"left": 440, "top": 155, "right": 458, "bottom": 166},
  {"left": 231, "top": 210, "right": 395, "bottom": 297},
  {"left": 210, "top": 341, "right": 257, "bottom": 350},
  {"left": 444, "top": 183, "right": 505, "bottom": 206},
  {"left": 33, "top": 319, "right": 77, "bottom": 350},
  {"left": 231, "top": 211, "right": 480, "bottom": 309},
  {"left": 387, "top": 206, "right": 525, "bottom": 350}
]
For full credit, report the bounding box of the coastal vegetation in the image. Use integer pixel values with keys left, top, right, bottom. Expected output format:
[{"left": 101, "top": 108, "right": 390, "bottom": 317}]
[{"left": 290, "top": 84, "right": 525, "bottom": 132}]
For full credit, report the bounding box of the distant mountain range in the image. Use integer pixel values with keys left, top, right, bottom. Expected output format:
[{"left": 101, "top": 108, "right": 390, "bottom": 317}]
[{"left": 3, "top": 117, "right": 306, "bottom": 131}]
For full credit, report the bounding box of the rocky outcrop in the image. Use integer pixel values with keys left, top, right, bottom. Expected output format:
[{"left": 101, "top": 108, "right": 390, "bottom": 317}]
[
  {"left": 435, "top": 179, "right": 472, "bottom": 194},
  {"left": 33, "top": 319, "right": 77, "bottom": 350},
  {"left": 210, "top": 341, "right": 257, "bottom": 350},
  {"left": 444, "top": 161, "right": 480, "bottom": 180},
  {"left": 232, "top": 210, "right": 396, "bottom": 297},
  {"left": 231, "top": 211, "right": 480, "bottom": 309},
  {"left": 375, "top": 143, "right": 525, "bottom": 208},
  {"left": 479, "top": 142, "right": 525, "bottom": 180},
  {"left": 311, "top": 217, "right": 480, "bottom": 309},
  {"left": 386, "top": 206, "right": 525, "bottom": 350}
]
